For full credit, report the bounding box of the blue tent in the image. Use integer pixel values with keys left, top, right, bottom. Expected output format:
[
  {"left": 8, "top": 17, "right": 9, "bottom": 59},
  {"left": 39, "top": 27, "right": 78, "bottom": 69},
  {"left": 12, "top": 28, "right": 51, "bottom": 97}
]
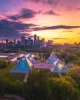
[{"left": 11, "top": 57, "right": 31, "bottom": 74}]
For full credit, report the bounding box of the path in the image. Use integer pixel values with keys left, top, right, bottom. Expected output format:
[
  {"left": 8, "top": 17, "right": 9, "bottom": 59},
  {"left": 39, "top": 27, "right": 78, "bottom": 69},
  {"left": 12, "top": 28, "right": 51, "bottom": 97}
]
[{"left": 4, "top": 94, "right": 25, "bottom": 100}]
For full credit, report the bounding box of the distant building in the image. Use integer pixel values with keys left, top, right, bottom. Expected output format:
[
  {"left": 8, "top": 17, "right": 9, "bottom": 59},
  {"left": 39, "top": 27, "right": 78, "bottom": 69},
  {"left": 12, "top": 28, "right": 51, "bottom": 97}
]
[
  {"left": 34, "top": 34, "right": 37, "bottom": 45},
  {"left": 27, "top": 37, "right": 33, "bottom": 46},
  {"left": 17, "top": 40, "right": 21, "bottom": 46},
  {"left": 37, "top": 36, "right": 40, "bottom": 41},
  {"left": 0, "top": 35, "right": 52, "bottom": 48},
  {"left": 34, "top": 34, "right": 37, "bottom": 40},
  {"left": 42, "top": 38, "right": 45, "bottom": 45},
  {"left": 47, "top": 40, "right": 53, "bottom": 46},
  {"left": 6, "top": 39, "right": 8, "bottom": 47},
  {"left": 21, "top": 36, "right": 25, "bottom": 46},
  {"left": 13, "top": 39, "right": 16, "bottom": 46}
]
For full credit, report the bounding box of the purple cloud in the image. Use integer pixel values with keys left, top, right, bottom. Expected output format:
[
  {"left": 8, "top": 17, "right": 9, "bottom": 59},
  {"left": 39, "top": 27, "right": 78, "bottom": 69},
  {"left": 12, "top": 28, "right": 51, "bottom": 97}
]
[
  {"left": 8, "top": 8, "right": 37, "bottom": 20},
  {"left": 24, "top": 0, "right": 59, "bottom": 6},
  {"left": 76, "top": 7, "right": 80, "bottom": 10},
  {"left": 32, "top": 25, "right": 80, "bottom": 31},
  {"left": 43, "top": 10, "right": 60, "bottom": 16},
  {"left": 0, "top": 19, "right": 36, "bottom": 38}
]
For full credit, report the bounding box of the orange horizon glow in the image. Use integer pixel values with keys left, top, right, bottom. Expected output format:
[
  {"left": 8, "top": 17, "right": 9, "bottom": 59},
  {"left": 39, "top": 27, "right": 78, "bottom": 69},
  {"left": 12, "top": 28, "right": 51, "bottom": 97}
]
[{"left": 0, "top": 0, "right": 80, "bottom": 44}]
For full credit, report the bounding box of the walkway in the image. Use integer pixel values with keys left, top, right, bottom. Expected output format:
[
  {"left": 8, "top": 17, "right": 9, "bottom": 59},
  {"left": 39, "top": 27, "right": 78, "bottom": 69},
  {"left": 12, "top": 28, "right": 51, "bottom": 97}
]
[{"left": 4, "top": 94, "right": 25, "bottom": 100}]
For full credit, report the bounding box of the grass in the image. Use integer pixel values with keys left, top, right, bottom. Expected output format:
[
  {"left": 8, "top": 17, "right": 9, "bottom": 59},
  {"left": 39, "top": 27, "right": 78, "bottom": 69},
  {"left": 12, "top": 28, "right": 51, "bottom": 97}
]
[
  {"left": 0, "top": 64, "right": 14, "bottom": 76},
  {"left": 0, "top": 63, "right": 26, "bottom": 81},
  {"left": 6, "top": 72, "right": 26, "bottom": 81}
]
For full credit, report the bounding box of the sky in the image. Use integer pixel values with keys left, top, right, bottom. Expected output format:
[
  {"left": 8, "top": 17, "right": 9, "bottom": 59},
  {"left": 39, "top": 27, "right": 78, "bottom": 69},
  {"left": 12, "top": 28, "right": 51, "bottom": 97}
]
[{"left": 0, "top": 0, "right": 80, "bottom": 44}]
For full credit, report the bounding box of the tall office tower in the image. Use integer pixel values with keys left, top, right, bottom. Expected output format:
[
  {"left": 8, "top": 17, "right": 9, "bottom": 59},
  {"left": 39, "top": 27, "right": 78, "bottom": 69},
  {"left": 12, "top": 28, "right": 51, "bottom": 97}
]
[
  {"left": 25, "top": 39, "right": 27, "bottom": 46},
  {"left": 8, "top": 41, "right": 13, "bottom": 47},
  {"left": 37, "top": 36, "right": 40, "bottom": 46},
  {"left": 42, "top": 38, "right": 45, "bottom": 46},
  {"left": 13, "top": 39, "right": 16, "bottom": 46},
  {"left": 34, "top": 34, "right": 37, "bottom": 45},
  {"left": 34, "top": 34, "right": 37, "bottom": 40},
  {"left": 21, "top": 36, "right": 25, "bottom": 46},
  {"left": 6, "top": 39, "right": 8, "bottom": 47},
  {"left": 17, "top": 40, "right": 21, "bottom": 46},
  {"left": 37, "top": 36, "right": 39, "bottom": 41},
  {"left": 48, "top": 40, "right": 53, "bottom": 46},
  {"left": 27, "top": 37, "right": 33, "bottom": 46}
]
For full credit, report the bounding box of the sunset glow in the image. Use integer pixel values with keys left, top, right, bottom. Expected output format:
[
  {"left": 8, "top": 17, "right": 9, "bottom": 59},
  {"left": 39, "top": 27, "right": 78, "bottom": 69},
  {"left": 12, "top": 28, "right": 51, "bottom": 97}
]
[{"left": 0, "top": 0, "right": 80, "bottom": 44}]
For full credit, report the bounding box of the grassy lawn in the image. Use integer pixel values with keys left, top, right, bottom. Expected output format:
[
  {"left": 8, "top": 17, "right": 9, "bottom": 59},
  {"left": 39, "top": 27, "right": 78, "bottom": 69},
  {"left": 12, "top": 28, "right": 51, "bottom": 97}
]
[
  {"left": 0, "top": 63, "right": 26, "bottom": 81},
  {"left": 6, "top": 72, "right": 26, "bottom": 81},
  {"left": 0, "top": 64, "right": 14, "bottom": 76}
]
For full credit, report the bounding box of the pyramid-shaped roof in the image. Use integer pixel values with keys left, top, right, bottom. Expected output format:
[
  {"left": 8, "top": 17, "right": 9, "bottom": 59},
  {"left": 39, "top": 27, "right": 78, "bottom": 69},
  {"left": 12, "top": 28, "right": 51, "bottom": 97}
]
[
  {"left": 51, "top": 60, "right": 67, "bottom": 73},
  {"left": 11, "top": 57, "right": 31, "bottom": 74},
  {"left": 27, "top": 54, "right": 36, "bottom": 64},
  {"left": 47, "top": 53, "right": 58, "bottom": 64}
]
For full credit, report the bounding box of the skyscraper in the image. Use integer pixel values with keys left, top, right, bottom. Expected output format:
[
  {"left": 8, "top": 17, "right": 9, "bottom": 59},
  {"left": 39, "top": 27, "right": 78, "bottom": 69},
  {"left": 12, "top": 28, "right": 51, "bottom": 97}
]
[
  {"left": 13, "top": 39, "right": 16, "bottom": 46},
  {"left": 34, "top": 34, "right": 37, "bottom": 40},
  {"left": 34, "top": 34, "right": 37, "bottom": 45},
  {"left": 21, "top": 36, "right": 25, "bottom": 46},
  {"left": 6, "top": 39, "right": 8, "bottom": 47},
  {"left": 42, "top": 38, "right": 45, "bottom": 45},
  {"left": 27, "top": 37, "right": 33, "bottom": 46},
  {"left": 37, "top": 36, "right": 40, "bottom": 41}
]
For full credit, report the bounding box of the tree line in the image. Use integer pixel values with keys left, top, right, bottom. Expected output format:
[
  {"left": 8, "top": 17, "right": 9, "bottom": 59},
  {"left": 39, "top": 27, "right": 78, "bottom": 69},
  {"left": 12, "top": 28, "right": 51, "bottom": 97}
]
[{"left": 0, "top": 69, "right": 80, "bottom": 100}]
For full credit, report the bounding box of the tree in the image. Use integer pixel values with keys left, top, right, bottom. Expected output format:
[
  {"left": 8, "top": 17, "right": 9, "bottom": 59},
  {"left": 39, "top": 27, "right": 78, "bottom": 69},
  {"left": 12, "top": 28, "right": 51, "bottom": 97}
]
[
  {"left": 12, "top": 80, "right": 24, "bottom": 95},
  {"left": 2, "top": 61, "right": 8, "bottom": 68},
  {"left": 0, "top": 60, "right": 9, "bottom": 69},
  {"left": 66, "top": 67, "right": 80, "bottom": 80},
  {"left": 24, "top": 70, "right": 48, "bottom": 100},
  {"left": 47, "top": 78, "right": 62, "bottom": 100},
  {"left": 47, "top": 78, "right": 80, "bottom": 100},
  {"left": 65, "top": 54, "right": 78, "bottom": 64},
  {"left": 66, "top": 67, "right": 80, "bottom": 89},
  {"left": 64, "top": 76, "right": 78, "bottom": 88}
]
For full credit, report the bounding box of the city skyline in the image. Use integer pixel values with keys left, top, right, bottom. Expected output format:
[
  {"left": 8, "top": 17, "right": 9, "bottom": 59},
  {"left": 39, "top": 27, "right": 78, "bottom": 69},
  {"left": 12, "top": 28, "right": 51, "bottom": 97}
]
[
  {"left": 0, "top": 34, "right": 54, "bottom": 48},
  {"left": 0, "top": 34, "right": 45, "bottom": 43},
  {"left": 0, "top": 0, "right": 80, "bottom": 44}
]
